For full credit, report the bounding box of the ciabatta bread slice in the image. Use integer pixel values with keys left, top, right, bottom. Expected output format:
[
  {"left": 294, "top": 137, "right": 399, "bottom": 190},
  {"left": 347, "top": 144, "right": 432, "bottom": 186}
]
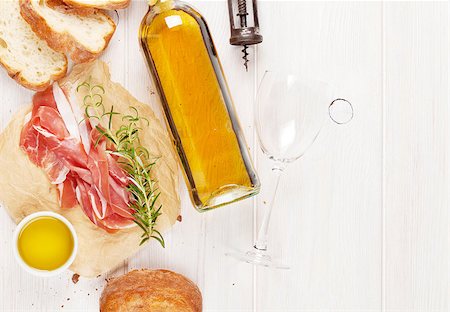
[
  {"left": 0, "top": 0, "right": 67, "bottom": 91},
  {"left": 62, "top": 0, "right": 130, "bottom": 10},
  {"left": 19, "top": 0, "right": 116, "bottom": 63}
]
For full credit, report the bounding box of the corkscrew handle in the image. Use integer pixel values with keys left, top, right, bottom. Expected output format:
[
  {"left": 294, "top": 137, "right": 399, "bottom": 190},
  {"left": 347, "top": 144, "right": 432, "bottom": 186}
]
[{"left": 227, "top": 0, "right": 263, "bottom": 71}]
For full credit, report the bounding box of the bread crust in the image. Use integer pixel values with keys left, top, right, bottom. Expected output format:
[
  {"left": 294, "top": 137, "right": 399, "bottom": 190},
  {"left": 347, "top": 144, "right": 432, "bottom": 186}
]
[
  {"left": 100, "top": 270, "right": 202, "bottom": 312},
  {"left": 0, "top": 53, "right": 67, "bottom": 91},
  {"left": 62, "top": 0, "right": 131, "bottom": 10},
  {"left": 19, "top": 0, "right": 116, "bottom": 63},
  {"left": 46, "top": 0, "right": 96, "bottom": 16}
]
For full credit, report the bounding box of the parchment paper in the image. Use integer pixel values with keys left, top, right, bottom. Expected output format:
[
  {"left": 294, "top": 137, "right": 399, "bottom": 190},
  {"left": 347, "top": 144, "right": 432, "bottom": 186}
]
[{"left": 0, "top": 61, "right": 180, "bottom": 277}]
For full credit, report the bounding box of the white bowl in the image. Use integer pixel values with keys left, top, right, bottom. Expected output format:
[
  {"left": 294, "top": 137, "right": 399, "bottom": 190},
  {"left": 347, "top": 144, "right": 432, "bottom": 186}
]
[{"left": 13, "top": 211, "right": 78, "bottom": 277}]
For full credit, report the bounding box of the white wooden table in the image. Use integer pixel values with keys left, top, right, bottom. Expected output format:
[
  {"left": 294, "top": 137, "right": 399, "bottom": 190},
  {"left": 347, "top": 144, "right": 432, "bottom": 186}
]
[{"left": 0, "top": 1, "right": 448, "bottom": 311}]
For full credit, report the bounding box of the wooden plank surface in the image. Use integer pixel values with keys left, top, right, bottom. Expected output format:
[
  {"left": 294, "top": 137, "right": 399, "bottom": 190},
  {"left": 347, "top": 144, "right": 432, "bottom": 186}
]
[
  {"left": 383, "top": 2, "right": 449, "bottom": 311},
  {"left": 0, "top": 1, "right": 448, "bottom": 311}
]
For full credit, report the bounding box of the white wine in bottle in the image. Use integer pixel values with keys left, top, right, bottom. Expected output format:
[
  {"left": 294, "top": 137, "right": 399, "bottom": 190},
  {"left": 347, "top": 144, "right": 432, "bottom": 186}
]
[{"left": 140, "top": 0, "right": 260, "bottom": 211}]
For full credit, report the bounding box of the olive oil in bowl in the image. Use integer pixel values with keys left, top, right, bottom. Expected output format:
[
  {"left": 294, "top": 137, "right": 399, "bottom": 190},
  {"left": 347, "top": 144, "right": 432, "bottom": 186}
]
[{"left": 14, "top": 211, "right": 78, "bottom": 276}]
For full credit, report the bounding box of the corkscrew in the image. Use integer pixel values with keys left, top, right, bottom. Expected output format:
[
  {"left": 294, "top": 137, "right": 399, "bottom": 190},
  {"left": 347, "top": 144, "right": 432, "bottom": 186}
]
[{"left": 227, "top": 0, "right": 263, "bottom": 71}]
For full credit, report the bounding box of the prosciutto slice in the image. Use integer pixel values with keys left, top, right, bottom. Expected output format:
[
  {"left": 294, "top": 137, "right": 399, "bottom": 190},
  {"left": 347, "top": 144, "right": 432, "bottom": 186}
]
[{"left": 20, "top": 86, "right": 135, "bottom": 231}]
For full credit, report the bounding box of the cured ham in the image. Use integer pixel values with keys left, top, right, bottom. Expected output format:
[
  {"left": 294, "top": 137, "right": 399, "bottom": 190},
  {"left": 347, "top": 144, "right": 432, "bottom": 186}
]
[{"left": 20, "top": 85, "right": 135, "bottom": 231}]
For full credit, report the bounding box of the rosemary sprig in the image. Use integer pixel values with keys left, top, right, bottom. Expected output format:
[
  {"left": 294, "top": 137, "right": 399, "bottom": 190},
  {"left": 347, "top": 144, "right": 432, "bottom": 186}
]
[{"left": 77, "top": 79, "right": 164, "bottom": 247}]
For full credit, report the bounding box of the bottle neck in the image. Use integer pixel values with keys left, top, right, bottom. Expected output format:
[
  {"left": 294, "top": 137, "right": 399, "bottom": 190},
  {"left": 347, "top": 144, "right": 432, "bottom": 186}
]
[
  {"left": 149, "top": 0, "right": 175, "bottom": 6},
  {"left": 149, "top": 0, "right": 176, "bottom": 12}
]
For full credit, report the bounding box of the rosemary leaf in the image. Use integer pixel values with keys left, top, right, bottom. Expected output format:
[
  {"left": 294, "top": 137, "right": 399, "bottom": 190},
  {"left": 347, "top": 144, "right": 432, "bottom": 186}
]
[{"left": 77, "top": 79, "right": 164, "bottom": 247}]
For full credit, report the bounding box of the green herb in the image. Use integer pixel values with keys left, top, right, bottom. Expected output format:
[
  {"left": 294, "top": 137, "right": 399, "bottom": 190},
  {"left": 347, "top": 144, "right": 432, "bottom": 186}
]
[{"left": 77, "top": 79, "right": 164, "bottom": 247}]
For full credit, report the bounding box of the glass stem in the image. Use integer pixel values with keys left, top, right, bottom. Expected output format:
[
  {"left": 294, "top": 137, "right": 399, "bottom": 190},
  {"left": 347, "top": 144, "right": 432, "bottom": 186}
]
[{"left": 254, "top": 163, "right": 285, "bottom": 251}]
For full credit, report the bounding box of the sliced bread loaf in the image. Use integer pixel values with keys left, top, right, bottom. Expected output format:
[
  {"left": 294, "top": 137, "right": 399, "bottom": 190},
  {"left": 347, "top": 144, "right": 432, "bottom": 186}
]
[
  {"left": 62, "top": 0, "right": 130, "bottom": 10},
  {"left": 0, "top": 0, "right": 67, "bottom": 91},
  {"left": 19, "top": 0, "right": 116, "bottom": 63}
]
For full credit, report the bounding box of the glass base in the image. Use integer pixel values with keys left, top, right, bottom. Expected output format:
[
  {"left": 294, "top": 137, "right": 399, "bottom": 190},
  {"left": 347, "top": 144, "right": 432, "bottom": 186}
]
[{"left": 226, "top": 247, "right": 290, "bottom": 270}]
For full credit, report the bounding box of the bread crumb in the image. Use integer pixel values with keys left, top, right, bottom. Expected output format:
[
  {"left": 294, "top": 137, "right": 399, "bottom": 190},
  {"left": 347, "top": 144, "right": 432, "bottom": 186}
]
[
  {"left": 72, "top": 273, "right": 80, "bottom": 284},
  {"left": 177, "top": 215, "right": 182, "bottom": 222}
]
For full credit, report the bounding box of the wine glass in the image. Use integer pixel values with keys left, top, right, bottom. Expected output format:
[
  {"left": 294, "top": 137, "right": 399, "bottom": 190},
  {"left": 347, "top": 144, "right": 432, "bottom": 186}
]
[{"left": 227, "top": 70, "right": 353, "bottom": 269}]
